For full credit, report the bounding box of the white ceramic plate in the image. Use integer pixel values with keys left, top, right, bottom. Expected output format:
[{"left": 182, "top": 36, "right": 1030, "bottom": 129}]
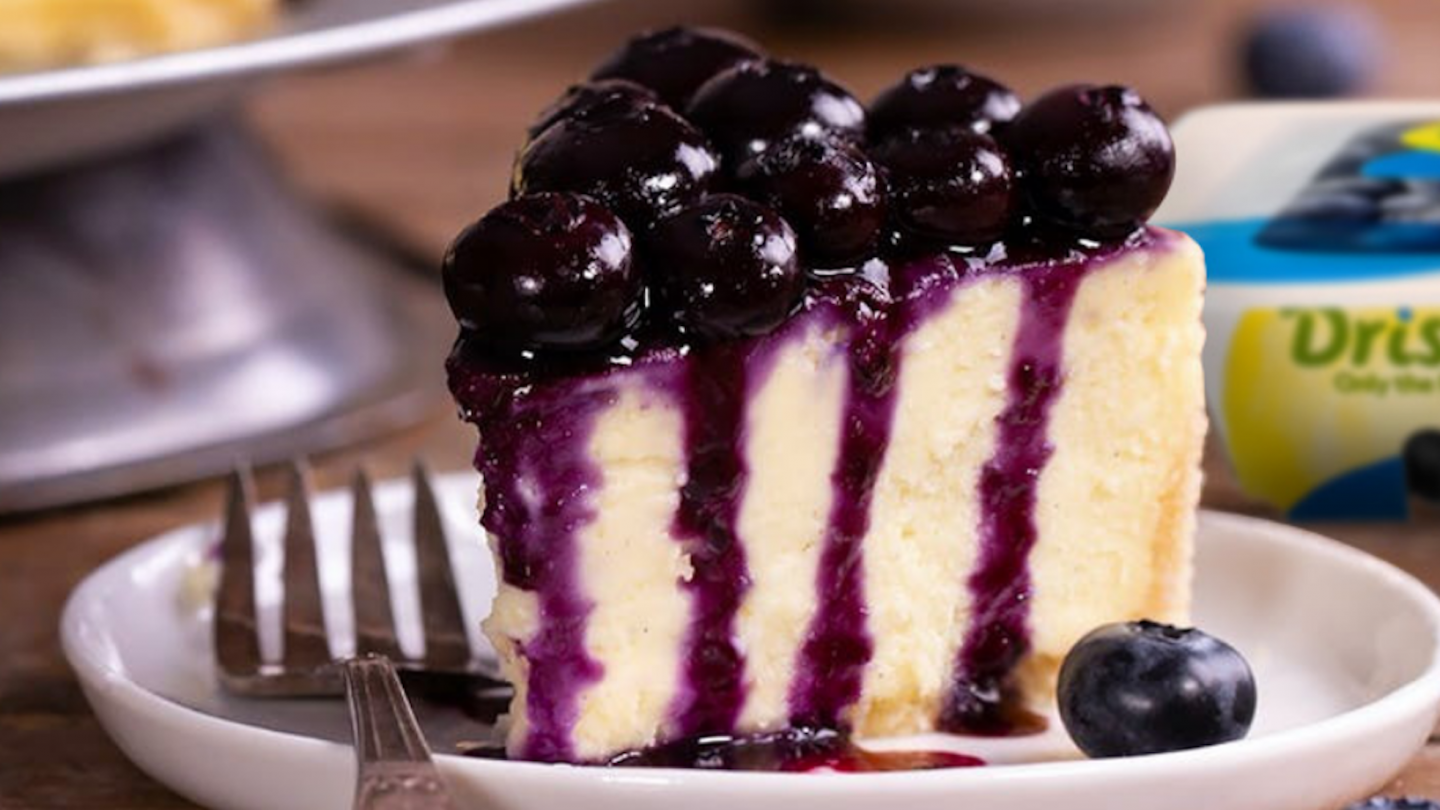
[
  {"left": 62, "top": 473, "right": 1440, "bottom": 810},
  {"left": 0, "top": 0, "right": 601, "bottom": 177}
]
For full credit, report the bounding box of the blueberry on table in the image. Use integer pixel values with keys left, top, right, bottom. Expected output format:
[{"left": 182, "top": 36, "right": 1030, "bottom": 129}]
[
  {"left": 1346, "top": 799, "right": 1440, "bottom": 810},
  {"left": 1058, "top": 621, "right": 1256, "bottom": 758},
  {"left": 1404, "top": 430, "right": 1440, "bottom": 502},
  {"left": 591, "top": 26, "right": 765, "bottom": 108},
  {"left": 1003, "top": 84, "right": 1174, "bottom": 239},
  {"left": 734, "top": 135, "right": 887, "bottom": 266},
  {"left": 644, "top": 194, "right": 803, "bottom": 341},
  {"left": 870, "top": 127, "right": 1015, "bottom": 245},
  {"left": 442, "top": 193, "right": 642, "bottom": 353},
  {"left": 1242, "top": 5, "right": 1381, "bottom": 99},
  {"left": 687, "top": 59, "right": 866, "bottom": 163},
  {"left": 513, "top": 101, "right": 719, "bottom": 228},
  {"left": 528, "top": 79, "right": 660, "bottom": 140},
  {"left": 869, "top": 64, "right": 1021, "bottom": 139}
]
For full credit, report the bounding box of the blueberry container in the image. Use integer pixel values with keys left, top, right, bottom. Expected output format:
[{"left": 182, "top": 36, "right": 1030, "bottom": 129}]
[{"left": 1158, "top": 102, "right": 1440, "bottom": 521}]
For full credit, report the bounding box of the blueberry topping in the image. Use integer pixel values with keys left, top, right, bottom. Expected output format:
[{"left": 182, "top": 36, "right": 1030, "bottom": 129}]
[
  {"left": 734, "top": 135, "right": 886, "bottom": 265},
  {"left": 1404, "top": 429, "right": 1440, "bottom": 502},
  {"left": 442, "top": 193, "right": 641, "bottom": 352},
  {"left": 645, "top": 194, "right": 803, "bottom": 341},
  {"left": 869, "top": 65, "right": 1021, "bottom": 139},
  {"left": 1058, "top": 621, "right": 1256, "bottom": 759},
  {"left": 687, "top": 59, "right": 866, "bottom": 162},
  {"left": 1346, "top": 799, "right": 1440, "bottom": 810},
  {"left": 591, "top": 26, "right": 765, "bottom": 108},
  {"left": 514, "top": 102, "right": 719, "bottom": 227},
  {"left": 1242, "top": 6, "right": 1380, "bottom": 99},
  {"left": 870, "top": 127, "right": 1015, "bottom": 245},
  {"left": 528, "top": 78, "right": 660, "bottom": 140},
  {"left": 1004, "top": 84, "right": 1174, "bottom": 238}
]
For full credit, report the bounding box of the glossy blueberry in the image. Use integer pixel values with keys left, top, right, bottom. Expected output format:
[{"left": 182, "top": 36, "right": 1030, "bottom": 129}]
[
  {"left": 1404, "top": 429, "right": 1440, "bottom": 502},
  {"left": 591, "top": 26, "right": 765, "bottom": 108},
  {"left": 1004, "top": 84, "right": 1174, "bottom": 237},
  {"left": 686, "top": 59, "right": 866, "bottom": 163},
  {"left": 442, "top": 193, "right": 641, "bottom": 352},
  {"left": 1242, "top": 6, "right": 1380, "bottom": 99},
  {"left": 527, "top": 78, "right": 660, "bottom": 140},
  {"left": 1058, "top": 621, "right": 1256, "bottom": 759},
  {"left": 870, "top": 127, "right": 1015, "bottom": 245},
  {"left": 513, "top": 101, "right": 719, "bottom": 227},
  {"left": 869, "top": 65, "right": 1021, "bottom": 139},
  {"left": 644, "top": 194, "right": 803, "bottom": 341},
  {"left": 734, "top": 135, "right": 886, "bottom": 265},
  {"left": 1346, "top": 799, "right": 1440, "bottom": 810}
]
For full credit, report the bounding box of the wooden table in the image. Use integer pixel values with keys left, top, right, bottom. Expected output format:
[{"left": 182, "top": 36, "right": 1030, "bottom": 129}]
[{"left": 4, "top": 0, "right": 1440, "bottom": 806}]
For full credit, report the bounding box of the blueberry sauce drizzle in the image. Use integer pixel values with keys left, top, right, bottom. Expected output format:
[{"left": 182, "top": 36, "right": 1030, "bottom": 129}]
[
  {"left": 668, "top": 342, "right": 754, "bottom": 737},
  {"left": 463, "top": 726, "right": 985, "bottom": 772},
  {"left": 605, "top": 727, "right": 984, "bottom": 772},
  {"left": 789, "top": 263, "right": 908, "bottom": 727},
  {"left": 941, "top": 248, "right": 1113, "bottom": 736},
  {"left": 446, "top": 341, "right": 606, "bottom": 763}
]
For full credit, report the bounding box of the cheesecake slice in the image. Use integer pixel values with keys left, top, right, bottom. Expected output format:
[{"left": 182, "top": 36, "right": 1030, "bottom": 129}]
[
  {"left": 443, "top": 29, "right": 1205, "bottom": 766},
  {"left": 449, "top": 230, "right": 1204, "bottom": 763}
]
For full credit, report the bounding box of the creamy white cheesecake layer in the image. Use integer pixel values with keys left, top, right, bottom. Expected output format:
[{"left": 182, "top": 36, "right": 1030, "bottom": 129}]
[
  {"left": 735, "top": 327, "right": 849, "bottom": 730},
  {"left": 1021, "top": 236, "right": 1206, "bottom": 696},
  {"left": 569, "top": 387, "right": 691, "bottom": 761},
  {"left": 479, "top": 234, "right": 1206, "bottom": 760},
  {"left": 852, "top": 276, "right": 1021, "bottom": 736}
]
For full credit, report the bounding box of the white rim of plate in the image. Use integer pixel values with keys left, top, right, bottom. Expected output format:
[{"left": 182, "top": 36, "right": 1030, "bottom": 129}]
[
  {"left": 0, "top": 0, "right": 602, "bottom": 106},
  {"left": 60, "top": 502, "right": 1440, "bottom": 792}
]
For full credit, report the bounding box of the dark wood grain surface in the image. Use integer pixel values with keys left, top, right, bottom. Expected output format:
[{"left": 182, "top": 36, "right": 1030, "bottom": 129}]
[{"left": 5, "top": 0, "right": 1440, "bottom": 806}]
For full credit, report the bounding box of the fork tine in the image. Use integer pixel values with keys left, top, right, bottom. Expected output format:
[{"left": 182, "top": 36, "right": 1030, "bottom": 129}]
[
  {"left": 282, "top": 459, "right": 332, "bottom": 668},
  {"left": 412, "top": 460, "right": 471, "bottom": 668},
  {"left": 351, "top": 469, "right": 403, "bottom": 661},
  {"left": 216, "top": 467, "right": 261, "bottom": 678}
]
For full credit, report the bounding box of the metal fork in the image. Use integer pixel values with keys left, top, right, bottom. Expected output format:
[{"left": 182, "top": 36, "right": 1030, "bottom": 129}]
[{"left": 214, "top": 460, "right": 483, "bottom": 809}]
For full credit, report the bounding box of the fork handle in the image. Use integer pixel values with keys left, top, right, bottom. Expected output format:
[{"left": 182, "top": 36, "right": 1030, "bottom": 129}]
[{"left": 342, "top": 654, "right": 459, "bottom": 810}]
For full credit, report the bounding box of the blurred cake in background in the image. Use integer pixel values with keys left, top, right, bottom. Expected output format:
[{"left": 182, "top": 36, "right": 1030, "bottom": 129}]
[{"left": 0, "top": 0, "right": 278, "bottom": 73}]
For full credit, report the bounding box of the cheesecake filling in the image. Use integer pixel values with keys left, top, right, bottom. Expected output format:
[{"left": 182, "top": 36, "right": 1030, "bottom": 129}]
[
  {"left": 448, "top": 227, "right": 1196, "bottom": 762},
  {"left": 940, "top": 262, "right": 1084, "bottom": 734}
]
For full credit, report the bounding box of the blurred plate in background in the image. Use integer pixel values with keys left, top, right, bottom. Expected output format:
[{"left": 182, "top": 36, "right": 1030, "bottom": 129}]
[{"left": 0, "top": 0, "right": 604, "bottom": 178}]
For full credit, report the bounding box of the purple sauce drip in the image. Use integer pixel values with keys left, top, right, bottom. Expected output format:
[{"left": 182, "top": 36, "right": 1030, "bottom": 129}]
[
  {"left": 446, "top": 341, "right": 606, "bottom": 762},
  {"left": 940, "top": 260, "right": 1086, "bottom": 735},
  {"left": 786, "top": 367, "right": 888, "bottom": 725},
  {"left": 788, "top": 264, "right": 909, "bottom": 726},
  {"left": 605, "top": 726, "right": 984, "bottom": 772},
  {"left": 668, "top": 342, "right": 753, "bottom": 736}
]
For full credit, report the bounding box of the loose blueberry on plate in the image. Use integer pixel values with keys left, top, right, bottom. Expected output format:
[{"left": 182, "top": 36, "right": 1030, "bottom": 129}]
[
  {"left": 1058, "top": 620, "right": 1256, "bottom": 758},
  {"left": 514, "top": 101, "right": 720, "bottom": 227},
  {"left": 870, "top": 127, "right": 1015, "bottom": 245},
  {"left": 644, "top": 193, "right": 803, "bottom": 341},
  {"left": 869, "top": 64, "right": 1021, "bottom": 139},
  {"left": 527, "top": 78, "right": 660, "bottom": 140},
  {"left": 591, "top": 26, "right": 765, "bottom": 108},
  {"left": 442, "top": 192, "right": 641, "bottom": 352},
  {"left": 687, "top": 59, "right": 866, "bottom": 162},
  {"left": 1346, "top": 799, "right": 1440, "bottom": 810},
  {"left": 1404, "top": 429, "right": 1440, "bottom": 502},
  {"left": 1004, "top": 84, "right": 1174, "bottom": 238},
  {"left": 734, "top": 135, "right": 886, "bottom": 266}
]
